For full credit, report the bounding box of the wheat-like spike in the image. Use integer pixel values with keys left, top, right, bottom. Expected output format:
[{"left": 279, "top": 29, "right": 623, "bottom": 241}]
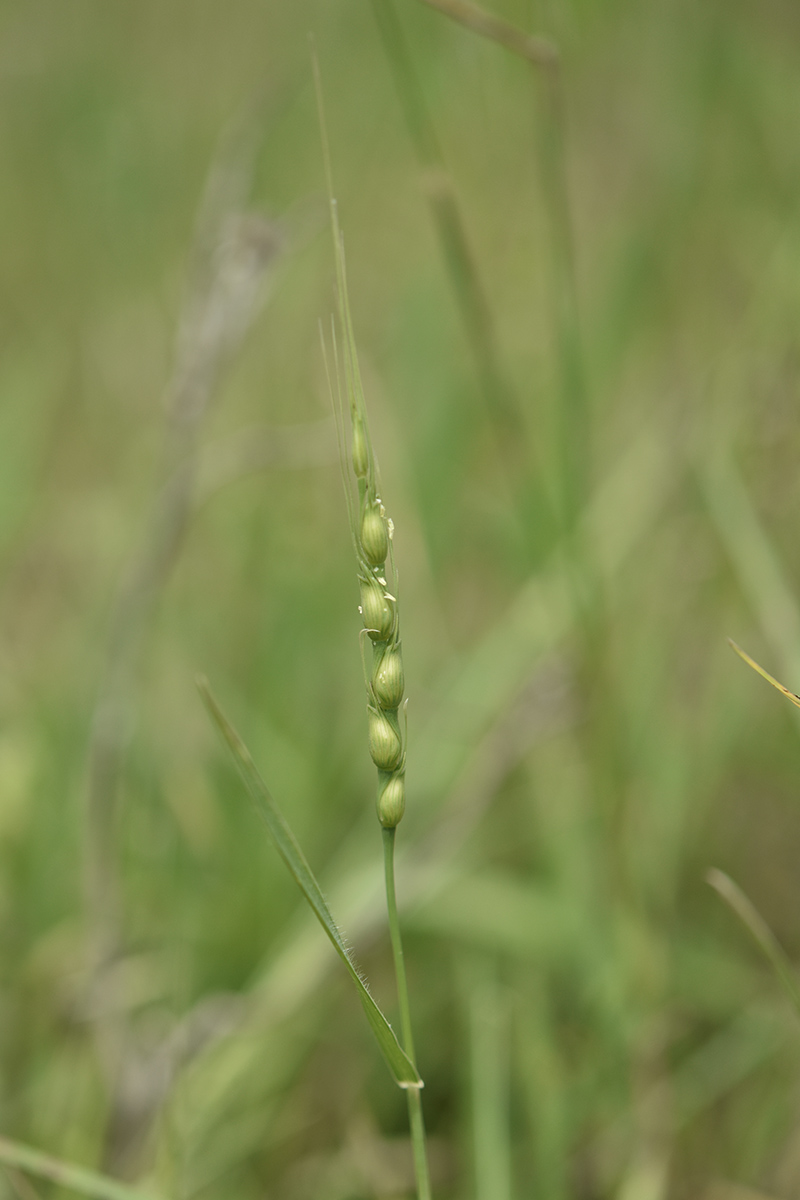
[{"left": 314, "top": 58, "right": 406, "bottom": 829}]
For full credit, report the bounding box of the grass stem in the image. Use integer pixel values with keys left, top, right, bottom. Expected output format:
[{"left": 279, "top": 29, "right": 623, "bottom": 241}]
[{"left": 383, "top": 827, "right": 432, "bottom": 1200}]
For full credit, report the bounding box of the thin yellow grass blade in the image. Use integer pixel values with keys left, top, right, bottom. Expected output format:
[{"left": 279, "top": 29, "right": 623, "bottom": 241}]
[{"left": 728, "top": 639, "right": 800, "bottom": 708}]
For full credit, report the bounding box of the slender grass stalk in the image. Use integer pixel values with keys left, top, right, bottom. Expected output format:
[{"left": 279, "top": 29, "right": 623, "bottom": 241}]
[
  {"left": 384, "top": 828, "right": 432, "bottom": 1200},
  {"left": 382, "top": 830, "right": 417, "bottom": 1061}
]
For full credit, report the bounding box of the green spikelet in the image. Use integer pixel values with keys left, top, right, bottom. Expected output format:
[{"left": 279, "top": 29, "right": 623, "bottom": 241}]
[
  {"left": 361, "top": 501, "right": 389, "bottom": 566},
  {"left": 377, "top": 771, "right": 406, "bottom": 829},
  {"left": 360, "top": 577, "right": 395, "bottom": 642},
  {"left": 368, "top": 708, "right": 403, "bottom": 772},
  {"left": 373, "top": 642, "right": 404, "bottom": 710}
]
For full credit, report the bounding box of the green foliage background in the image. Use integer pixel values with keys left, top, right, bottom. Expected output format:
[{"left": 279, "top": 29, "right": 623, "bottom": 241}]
[{"left": 3, "top": 0, "right": 800, "bottom": 1196}]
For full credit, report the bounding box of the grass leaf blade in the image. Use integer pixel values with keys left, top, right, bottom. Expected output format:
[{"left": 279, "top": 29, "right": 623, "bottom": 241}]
[{"left": 198, "top": 676, "right": 422, "bottom": 1089}]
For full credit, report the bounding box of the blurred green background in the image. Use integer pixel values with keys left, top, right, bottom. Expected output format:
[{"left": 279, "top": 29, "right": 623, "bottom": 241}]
[{"left": 3, "top": 0, "right": 800, "bottom": 1197}]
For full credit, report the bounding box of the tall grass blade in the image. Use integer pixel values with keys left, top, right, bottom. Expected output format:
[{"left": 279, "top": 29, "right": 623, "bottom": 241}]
[
  {"left": 707, "top": 868, "right": 800, "bottom": 1020},
  {"left": 0, "top": 1137, "right": 163, "bottom": 1200},
  {"left": 197, "top": 676, "right": 422, "bottom": 1089}
]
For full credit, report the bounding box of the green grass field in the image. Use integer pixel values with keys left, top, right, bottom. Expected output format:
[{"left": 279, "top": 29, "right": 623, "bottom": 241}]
[{"left": 3, "top": 1, "right": 800, "bottom": 1196}]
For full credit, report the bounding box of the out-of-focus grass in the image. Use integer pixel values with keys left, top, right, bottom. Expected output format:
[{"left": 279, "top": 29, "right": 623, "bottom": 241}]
[{"left": 3, "top": 1, "right": 800, "bottom": 1197}]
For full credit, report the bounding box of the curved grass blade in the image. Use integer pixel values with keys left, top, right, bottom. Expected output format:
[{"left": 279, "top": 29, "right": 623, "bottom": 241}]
[
  {"left": 197, "top": 676, "right": 422, "bottom": 1090},
  {"left": 0, "top": 1136, "right": 163, "bottom": 1200},
  {"left": 707, "top": 868, "right": 800, "bottom": 1021},
  {"left": 728, "top": 639, "right": 800, "bottom": 708}
]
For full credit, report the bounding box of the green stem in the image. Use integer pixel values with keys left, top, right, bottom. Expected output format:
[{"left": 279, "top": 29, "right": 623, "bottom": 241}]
[{"left": 383, "top": 827, "right": 432, "bottom": 1200}]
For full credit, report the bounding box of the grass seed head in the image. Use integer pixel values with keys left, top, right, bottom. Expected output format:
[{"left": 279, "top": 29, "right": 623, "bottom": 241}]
[
  {"left": 368, "top": 707, "right": 403, "bottom": 772},
  {"left": 377, "top": 771, "right": 405, "bottom": 829},
  {"left": 321, "top": 196, "right": 407, "bottom": 828}
]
